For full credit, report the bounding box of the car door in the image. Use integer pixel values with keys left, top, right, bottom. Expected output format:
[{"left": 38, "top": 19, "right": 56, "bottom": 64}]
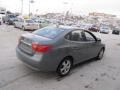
[
  {"left": 66, "top": 30, "right": 89, "bottom": 64},
  {"left": 84, "top": 31, "right": 100, "bottom": 59}
]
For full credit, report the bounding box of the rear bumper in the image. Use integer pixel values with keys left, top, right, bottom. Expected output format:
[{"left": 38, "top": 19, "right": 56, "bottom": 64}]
[
  {"left": 24, "top": 26, "right": 39, "bottom": 30},
  {"left": 16, "top": 47, "right": 57, "bottom": 72},
  {"left": 112, "top": 31, "right": 119, "bottom": 35},
  {"left": 100, "top": 31, "right": 109, "bottom": 34}
]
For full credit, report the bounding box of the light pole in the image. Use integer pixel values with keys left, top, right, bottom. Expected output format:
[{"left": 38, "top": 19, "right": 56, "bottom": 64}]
[
  {"left": 62, "top": 1, "right": 69, "bottom": 20},
  {"left": 21, "top": 0, "right": 23, "bottom": 15},
  {"left": 29, "top": 0, "right": 34, "bottom": 18}
]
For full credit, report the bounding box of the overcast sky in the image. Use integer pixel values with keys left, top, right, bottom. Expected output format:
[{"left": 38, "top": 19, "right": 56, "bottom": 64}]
[{"left": 0, "top": 0, "right": 120, "bottom": 17}]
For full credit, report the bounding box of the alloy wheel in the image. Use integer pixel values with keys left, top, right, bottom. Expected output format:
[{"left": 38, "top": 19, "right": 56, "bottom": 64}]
[
  {"left": 57, "top": 58, "right": 72, "bottom": 76},
  {"left": 98, "top": 49, "right": 104, "bottom": 60}
]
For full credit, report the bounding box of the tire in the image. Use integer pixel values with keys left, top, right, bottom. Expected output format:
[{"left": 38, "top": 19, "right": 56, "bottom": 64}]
[
  {"left": 96, "top": 48, "right": 104, "bottom": 60},
  {"left": 57, "top": 57, "right": 72, "bottom": 76},
  {"left": 7, "top": 22, "right": 10, "bottom": 25},
  {"left": 8, "top": 21, "right": 11, "bottom": 25},
  {"left": 14, "top": 24, "right": 16, "bottom": 28},
  {"left": 22, "top": 26, "right": 25, "bottom": 31}
]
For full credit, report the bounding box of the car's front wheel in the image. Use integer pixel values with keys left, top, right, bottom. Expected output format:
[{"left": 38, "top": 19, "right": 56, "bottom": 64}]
[
  {"left": 14, "top": 24, "right": 17, "bottom": 28},
  {"left": 8, "top": 22, "right": 10, "bottom": 25},
  {"left": 97, "top": 48, "right": 104, "bottom": 60},
  {"left": 22, "top": 26, "right": 25, "bottom": 31},
  {"left": 57, "top": 57, "right": 72, "bottom": 76}
]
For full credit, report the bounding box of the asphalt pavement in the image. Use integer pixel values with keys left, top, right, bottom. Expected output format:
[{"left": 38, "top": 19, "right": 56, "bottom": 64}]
[{"left": 0, "top": 24, "right": 120, "bottom": 90}]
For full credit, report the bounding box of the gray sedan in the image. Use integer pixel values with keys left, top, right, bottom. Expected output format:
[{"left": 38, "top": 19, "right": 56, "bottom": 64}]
[{"left": 16, "top": 26, "right": 105, "bottom": 76}]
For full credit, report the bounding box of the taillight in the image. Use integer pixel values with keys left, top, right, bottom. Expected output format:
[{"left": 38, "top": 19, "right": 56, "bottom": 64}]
[{"left": 32, "top": 42, "right": 52, "bottom": 53}]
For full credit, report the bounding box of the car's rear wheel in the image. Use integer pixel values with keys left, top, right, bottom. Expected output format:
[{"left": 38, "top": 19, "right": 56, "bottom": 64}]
[
  {"left": 97, "top": 48, "right": 104, "bottom": 60},
  {"left": 57, "top": 58, "right": 72, "bottom": 76}
]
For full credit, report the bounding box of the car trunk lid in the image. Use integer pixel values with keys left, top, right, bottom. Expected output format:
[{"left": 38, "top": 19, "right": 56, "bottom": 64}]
[{"left": 19, "top": 33, "right": 52, "bottom": 55}]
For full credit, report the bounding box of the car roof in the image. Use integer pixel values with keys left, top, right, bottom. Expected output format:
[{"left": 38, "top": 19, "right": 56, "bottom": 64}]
[{"left": 114, "top": 28, "right": 120, "bottom": 31}]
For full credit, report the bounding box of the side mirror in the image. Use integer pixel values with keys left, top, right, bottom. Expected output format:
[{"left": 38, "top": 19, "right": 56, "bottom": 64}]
[{"left": 97, "top": 38, "right": 101, "bottom": 42}]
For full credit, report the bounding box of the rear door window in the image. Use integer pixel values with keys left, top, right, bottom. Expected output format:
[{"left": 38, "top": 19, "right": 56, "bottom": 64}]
[
  {"left": 65, "top": 30, "right": 86, "bottom": 41},
  {"left": 25, "top": 20, "right": 34, "bottom": 23}
]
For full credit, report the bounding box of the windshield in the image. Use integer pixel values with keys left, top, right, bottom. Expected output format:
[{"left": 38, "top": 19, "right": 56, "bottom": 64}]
[
  {"left": 33, "top": 27, "right": 64, "bottom": 39},
  {"left": 9, "top": 15, "right": 16, "bottom": 18}
]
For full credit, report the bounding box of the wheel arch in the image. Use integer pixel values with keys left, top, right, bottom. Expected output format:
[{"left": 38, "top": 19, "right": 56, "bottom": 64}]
[
  {"left": 56, "top": 55, "right": 74, "bottom": 76},
  {"left": 62, "top": 55, "right": 74, "bottom": 65}
]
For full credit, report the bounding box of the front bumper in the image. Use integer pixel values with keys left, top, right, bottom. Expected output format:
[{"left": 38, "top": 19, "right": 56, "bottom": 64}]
[{"left": 8, "top": 20, "right": 14, "bottom": 25}]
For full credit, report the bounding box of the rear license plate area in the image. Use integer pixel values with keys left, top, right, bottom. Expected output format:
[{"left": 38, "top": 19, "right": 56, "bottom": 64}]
[{"left": 19, "top": 42, "right": 32, "bottom": 55}]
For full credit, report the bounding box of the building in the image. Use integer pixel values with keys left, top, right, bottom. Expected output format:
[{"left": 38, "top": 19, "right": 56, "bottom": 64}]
[{"left": 89, "top": 12, "right": 116, "bottom": 18}]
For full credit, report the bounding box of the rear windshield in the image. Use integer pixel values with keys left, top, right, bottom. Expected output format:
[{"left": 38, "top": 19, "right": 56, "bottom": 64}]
[
  {"left": 114, "top": 28, "right": 120, "bottom": 31},
  {"left": 25, "top": 20, "right": 34, "bottom": 23},
  {"left": 33, "top": 27, "right": 64, "bottom": 39}
]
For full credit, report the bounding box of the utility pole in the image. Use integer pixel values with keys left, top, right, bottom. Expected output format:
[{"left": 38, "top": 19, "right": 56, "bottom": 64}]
[
  {"left": 21, "top": 0, "right": 23, "bottom": 15},
  {"left": 29, "top": 0, "right": 30, "bottom": 18},
  {"left": 29, "top": 0, "right": 34, "bottom": 18},
  {"left": 62, "top": 2, "right": 69, "bottom": 20}
]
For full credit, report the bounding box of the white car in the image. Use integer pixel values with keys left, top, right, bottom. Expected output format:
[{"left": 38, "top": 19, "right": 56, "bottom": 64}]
[
  {"left": 100, "top": 27, "right": 110, "bottom": 34},
  {"left": 14, "top": 19, "right": 39, "bottom": 30},
  {"left": 79, "top": 24, "right": 93, "bottom": 30},
  {"left": 0, "top": 15, "right": 3, "bottom": 25}
]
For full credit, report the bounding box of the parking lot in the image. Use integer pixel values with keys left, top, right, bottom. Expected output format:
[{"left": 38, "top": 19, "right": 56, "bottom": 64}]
[{"left": 0, "top": 24, "right": 120, "bottom": 90}]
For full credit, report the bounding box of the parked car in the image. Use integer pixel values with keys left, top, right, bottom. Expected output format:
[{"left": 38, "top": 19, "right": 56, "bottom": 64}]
[
  {"left": 2, "top": 14, "right": 17, "bottom": 25},
  {"left": 33, "top": 19, "right": 51, "bottom": 28},
  {"left": 112, "top": 28, "right": 120, "bottom": 35},
  {"left": 0, "top": 15, "right": 2, "bottom": 25},
  {"left": 14, "top": 19, "right": 39, "bottom": 30},
  {"left": 89, "top": 25, "right": 99, "bottom": 32},
  {"left": 0, "top": 14, "right": 5, "bottom": 25},
  {"left": 16, "top": 26, "right": 105, "bottom": 76},
  {"left": 100, "top": 27, "right": 110, "bottom": 34},
  {"left": 79, "top": 23, "right": 92, "bottom": 30}
]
